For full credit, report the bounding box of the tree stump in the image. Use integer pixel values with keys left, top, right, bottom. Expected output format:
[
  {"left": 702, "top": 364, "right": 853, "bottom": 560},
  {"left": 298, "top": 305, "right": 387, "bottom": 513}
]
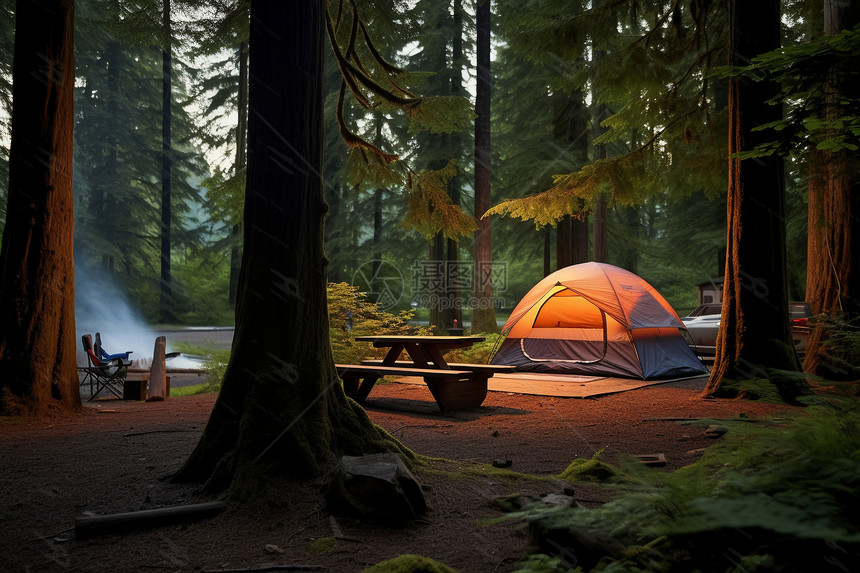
[{"left": 146, "top": 336, "right": 167, "bottom": 401}]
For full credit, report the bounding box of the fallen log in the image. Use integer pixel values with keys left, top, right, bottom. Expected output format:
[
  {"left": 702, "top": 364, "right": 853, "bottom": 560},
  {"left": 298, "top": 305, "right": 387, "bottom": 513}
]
[
  {"left": 75, "top": 501, "right": 227, "bottom": 538},
  {"left": 202, "top": 566, "right": 322, "bottom": 573}
]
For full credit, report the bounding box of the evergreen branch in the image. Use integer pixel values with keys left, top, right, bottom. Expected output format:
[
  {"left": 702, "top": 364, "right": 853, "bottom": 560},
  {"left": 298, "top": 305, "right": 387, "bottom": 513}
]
[
  {"left": 332, "top": 0, "right": 344, "bottom": 32},
  {"left": 344, "top": 0, "right": 361, "bottom": 64},
  {"left": 358, "top": 20, "right": 417, "bottom": 99},
  {"left": 358, "top": 18, "right": 404, "bottom": 76},
  {"left": 625, "top": 107, "right": 706, "bottom": 154},
  {"left": 401, "top": 161, "right": 478, "bottom": 240},
  {"left": 335, "top": 82, "right": 398, "bottom": 164},
  {"left": 326, "top": 8, "right": 420, "bottom": 109},
  {"left": 346, "top": 58, "right": 422, "bottom": 107},
  {"left": 326, "top": 11, "right": 371, "bottom": 108}
]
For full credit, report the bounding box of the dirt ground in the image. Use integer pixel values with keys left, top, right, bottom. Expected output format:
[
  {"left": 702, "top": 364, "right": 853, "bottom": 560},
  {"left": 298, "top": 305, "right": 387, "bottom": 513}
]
[{"left": 0, "top": 378, "right": 797, "bottom": 573}]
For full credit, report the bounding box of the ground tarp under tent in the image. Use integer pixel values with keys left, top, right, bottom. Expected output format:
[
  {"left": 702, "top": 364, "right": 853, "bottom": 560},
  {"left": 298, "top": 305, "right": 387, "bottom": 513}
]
[{"left": 491, "top": 262, "right": 708, "bottom": 380}]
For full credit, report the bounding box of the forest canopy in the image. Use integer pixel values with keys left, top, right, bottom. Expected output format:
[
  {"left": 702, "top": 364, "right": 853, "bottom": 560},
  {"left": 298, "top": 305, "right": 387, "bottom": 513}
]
[{"left": 0, "top": 1, "right": 851, "bottom": 326}]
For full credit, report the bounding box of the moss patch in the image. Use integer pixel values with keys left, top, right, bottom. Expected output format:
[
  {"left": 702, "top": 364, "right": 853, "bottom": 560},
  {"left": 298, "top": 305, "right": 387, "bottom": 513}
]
[
  {"left": 362, "top": 554, "right": 457, "bottom": 573},
  {"left": 309, "top": 536, "right": 337, "bottom": 554},
  {"left": 558, "top": 451, "right": 625, "bottom": 483}
]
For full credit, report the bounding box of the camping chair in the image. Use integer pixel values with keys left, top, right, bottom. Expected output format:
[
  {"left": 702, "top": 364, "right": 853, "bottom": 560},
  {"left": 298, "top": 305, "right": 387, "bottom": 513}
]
[
  {"left": 94, "top": 332, "right": 133, "bottom": 362},
  {"left": 79, "top": 334, "right": 128, "bottom": 400}
]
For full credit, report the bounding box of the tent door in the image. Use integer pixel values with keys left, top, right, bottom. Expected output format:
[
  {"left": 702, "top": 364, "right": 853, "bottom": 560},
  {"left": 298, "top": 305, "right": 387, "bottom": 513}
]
[{"left": 519, "top": 310, "right": 609, "bottom": 364}]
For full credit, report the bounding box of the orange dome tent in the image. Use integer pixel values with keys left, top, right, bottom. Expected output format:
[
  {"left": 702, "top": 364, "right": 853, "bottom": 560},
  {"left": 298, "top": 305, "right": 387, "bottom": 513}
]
[{"left": 491, "top": 262, "right": 707, "bottom": 379}]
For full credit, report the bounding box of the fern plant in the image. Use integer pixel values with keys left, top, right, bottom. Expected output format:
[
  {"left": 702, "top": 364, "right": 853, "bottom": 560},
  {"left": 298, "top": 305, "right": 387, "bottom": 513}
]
[{"left": 510, "top": 396, "right": 860, "bottom": 572}]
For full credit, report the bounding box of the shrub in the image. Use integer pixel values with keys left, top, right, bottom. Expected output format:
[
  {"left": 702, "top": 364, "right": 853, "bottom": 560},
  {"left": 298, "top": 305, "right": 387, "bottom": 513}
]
[{"left": 327, "top": 282, "right": 430, "bottom": 364}]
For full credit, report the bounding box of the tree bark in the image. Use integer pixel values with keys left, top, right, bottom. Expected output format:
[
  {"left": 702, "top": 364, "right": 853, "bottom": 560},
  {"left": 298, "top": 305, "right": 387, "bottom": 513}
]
[
  {"left": 556, "top": 217, "right": 572, "bottom": 269},
  {"left": 428, "top": 234, "right": 446, "bottom": 333},
  {"left": 590, "top": 2, "right": 609, "bottom": 264},
  {"left": 159, "top": 0, "right": 173, "bottom": 323},
  {"left": 471, "top": 0, "right": 498, "bottom": 334},
  {"left": 571, "top": 213, "right": 589, "bottom": 264},
  {"left": 802, "top": 0, "right": 860, "bottom": 377},
  {"left": 543, "top": 228, "right": 552, "bottom": 276},
  {"left": 552, "top": 89, "right": 590, "bottom": 267},
  {"left": 0, "top": 0, "right": 80, "bottom": 416},
  {"left": 172, "top": 0, "right": 401, "bottom": 496},
  {"left": 446, "top": 0, "right": 464, "bottom": 332},
  {"left": 228, "top": 40, "right": 249, "bottom": 306},
  {"left": 704, "top": 0, "right": 805, "bottom": 400},
  {"left": 93, "top": 33, "right": 121, "bottom": 275}
]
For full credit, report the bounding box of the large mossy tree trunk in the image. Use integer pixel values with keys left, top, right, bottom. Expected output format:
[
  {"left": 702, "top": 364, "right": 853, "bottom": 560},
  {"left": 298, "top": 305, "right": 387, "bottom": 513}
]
[
  {"left": 0, "top": 0, "right": 80, "bottom": 416},
  {"left": 802, "top": 0, "right": 860, "bottom": 378},
  {"left": 173, "top": 0, "right": 401, "bottom": 497},
  {"left": 703, "top": 0, "right": 805, "bottom": 401}
]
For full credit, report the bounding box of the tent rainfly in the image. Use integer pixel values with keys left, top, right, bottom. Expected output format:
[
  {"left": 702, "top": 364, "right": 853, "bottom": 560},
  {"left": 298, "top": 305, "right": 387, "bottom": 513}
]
[{"left": 491, "top": 262, "right": 708, "bottom": 380}]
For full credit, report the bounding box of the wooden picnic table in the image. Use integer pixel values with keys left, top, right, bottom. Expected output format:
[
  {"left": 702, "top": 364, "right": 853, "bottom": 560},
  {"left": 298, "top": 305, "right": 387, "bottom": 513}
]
[
  {"left": 336, "top": 335, "right": 514, "bottom": 410},
  {"left": 355, "top": 334, "right": 486, "bottom": 368}
]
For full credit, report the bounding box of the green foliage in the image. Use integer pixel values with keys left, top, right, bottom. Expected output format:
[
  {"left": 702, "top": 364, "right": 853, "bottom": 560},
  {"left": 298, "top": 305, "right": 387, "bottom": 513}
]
[
  {"left": 362, "top": 554, "right": 457, "bottom": 573},
  {"left": 327, "top": 282, "right": 430, "bottom": 364},
  {"left": 169, "top": 383, "right": 217, "bottom": 397},
  {"left": 171, "top": 250, "right": 234, "bottom": 325},
  {"left": 73, "top": 0, "right": 209, "bottom": 321},
  {"left": 201, "top": 348, "right": 231, "bottom": 387},
  {"left": 405, "top": 95, "right": 476, "bottom": 136},
  {"left": 511, "top": 396, "right": 860, "bottom": 571},
  {"left": 484, "top": 0, "right": 734, "bottom": 315},
  {"left": 511, "top": 553, "right": 579, "bottom": 573},
  {"left": 822, "top": 320, "right": 860, "bottom": 367},
  {"left": 402, "top": 160, "right": 479, "bottom": 240},
  {"left": 441, "top": 334, "right": 501, "bottom": 364},
  {"left": 812, "top": 315, "right": 860, "bottom": 380},
  {"left": 490, "top": 0, "right": 730, "bottom": 227},
  {"left": 716, "top": 25, "right": 860, "bottom": 158},
  {"left": 167, "top": 342, "right": 230, "bottom": 390},
  {"left": 200, "top": 167, "right": 245, "bottom": 228}
]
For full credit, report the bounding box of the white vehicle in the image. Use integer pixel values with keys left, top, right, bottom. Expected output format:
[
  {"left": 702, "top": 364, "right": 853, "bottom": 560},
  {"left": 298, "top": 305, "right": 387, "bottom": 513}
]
[{"left": 681, "top": 301, "right": 812, "bottom": 358}]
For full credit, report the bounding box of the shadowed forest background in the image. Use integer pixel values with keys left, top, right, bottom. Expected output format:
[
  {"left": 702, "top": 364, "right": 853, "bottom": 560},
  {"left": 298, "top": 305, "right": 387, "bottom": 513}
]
[
  {"left": 1, "top": 1, "right": 860, "bottom": 572},
  {"left": 0, "top": 0, "right": 823, "bottom": 330}
]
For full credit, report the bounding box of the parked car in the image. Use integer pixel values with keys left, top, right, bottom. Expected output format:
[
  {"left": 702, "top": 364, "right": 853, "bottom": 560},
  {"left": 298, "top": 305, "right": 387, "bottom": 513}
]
[{"left": 681, "top": 301, "right": 812, "bottom": 358}]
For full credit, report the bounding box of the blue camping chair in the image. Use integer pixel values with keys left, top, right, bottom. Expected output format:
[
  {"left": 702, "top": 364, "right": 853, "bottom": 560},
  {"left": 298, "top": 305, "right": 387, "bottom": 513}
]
[
  {"left": 94, "top": 332, "right": 133, "bottom": 362},
  {"left": 79, "top": 334, "right": 129, "bottom": 400}
]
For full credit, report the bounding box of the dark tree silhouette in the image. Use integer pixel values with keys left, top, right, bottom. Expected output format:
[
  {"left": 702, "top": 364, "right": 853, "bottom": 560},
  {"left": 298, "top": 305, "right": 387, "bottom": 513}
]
[
  {"left": 160, "top": 0, "right": 174, "bottom": 323},
  {"left": 472, "top": 0, "right": 498, "bottom": 333},
  {"left": 703, "top": 0, "right": 804, "bottom": 400},
  {"left": 0, "top": 0, "right": 80, "bottom": 415},
  {"left": 173, "top": 0, "right": 401, "bottom": 496}
]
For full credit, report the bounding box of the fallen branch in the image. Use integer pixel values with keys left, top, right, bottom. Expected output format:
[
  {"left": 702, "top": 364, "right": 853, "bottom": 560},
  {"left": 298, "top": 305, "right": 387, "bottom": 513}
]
[
  {"left": 202, "top": 566, "right": 323, "bottom": 572},
  {"left": 640, "top": 417, "right": 777, "bottom": 423},
  {"left": 390, "top": 423, "right": 454, "bottom": 433},
  {"left": 75, "top": 501, "right": 227, "bottom": 538},
  {"left": 123, "top": 429, "right": 196, "bottom": 438},
  {"left": 26, "top": 527, "right": 74, "bottom": 543}
]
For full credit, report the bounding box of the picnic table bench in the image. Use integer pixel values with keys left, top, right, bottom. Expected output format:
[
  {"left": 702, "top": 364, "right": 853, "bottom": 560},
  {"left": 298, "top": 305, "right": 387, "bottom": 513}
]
[{"left": 335, "top": 335, "right": 514, "bottom": 410}]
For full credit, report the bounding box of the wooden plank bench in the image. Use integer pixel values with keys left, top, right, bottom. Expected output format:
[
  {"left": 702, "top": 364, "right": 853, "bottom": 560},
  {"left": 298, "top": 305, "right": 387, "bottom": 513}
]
[
  {"left": 335, "top": 363, "right": 484, "bottom": 410},
  {"left": 360, "top": 360, "right": 516, "bottom": 376}
]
